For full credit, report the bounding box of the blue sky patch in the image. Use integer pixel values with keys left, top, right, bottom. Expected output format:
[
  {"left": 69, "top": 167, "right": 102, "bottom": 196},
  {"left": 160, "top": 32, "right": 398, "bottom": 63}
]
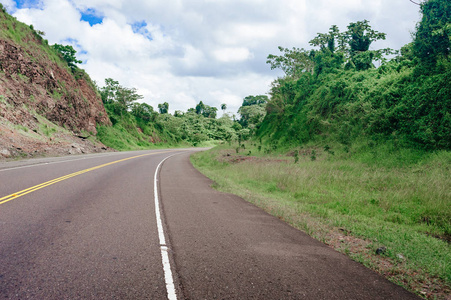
[
  {"left": 13, "top": 0, "right": 42, "bottom": 9},
  {"left": 132, "top": 21, "right": 147, "bottom": 33},
  {"left": 132, "top": 20, "right": 153, "bottom": 40},
  {"left": 80, "top": 8, "right": 103, "bottom": 26}
]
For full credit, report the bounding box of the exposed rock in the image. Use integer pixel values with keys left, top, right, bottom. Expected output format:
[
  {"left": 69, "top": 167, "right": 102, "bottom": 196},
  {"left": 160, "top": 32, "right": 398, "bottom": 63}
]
[
  {"left": 0, "top": 149, "right": 11, "bottom": 157},
  {"left": 69, "top": 143, "right": 84, "bottom": 155},
  {"left": 0, "top": 10, "right": 113, "bottom": 159},
  {"left": 0, "top": 39, "right": 110, "bottom": 134}
]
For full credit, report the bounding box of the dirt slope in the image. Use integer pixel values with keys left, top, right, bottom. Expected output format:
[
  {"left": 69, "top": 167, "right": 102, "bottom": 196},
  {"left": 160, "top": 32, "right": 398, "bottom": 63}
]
[{"left": 0, "top": 8, "right": 112, "bottom": 159}]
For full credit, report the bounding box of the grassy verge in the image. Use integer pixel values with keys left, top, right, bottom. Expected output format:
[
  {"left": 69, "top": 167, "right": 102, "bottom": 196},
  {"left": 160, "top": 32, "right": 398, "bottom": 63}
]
[
  {"left": 191, "top": 143, "right": 450, "bottom": 299},
  {"left": 96, "top": 123, "right": 218, "bottom": 151}
]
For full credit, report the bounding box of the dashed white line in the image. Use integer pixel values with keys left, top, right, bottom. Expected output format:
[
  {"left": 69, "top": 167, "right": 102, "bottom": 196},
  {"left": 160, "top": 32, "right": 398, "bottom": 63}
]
[{"left": 154, "top": 155, "right": 178, "bottom": 300}]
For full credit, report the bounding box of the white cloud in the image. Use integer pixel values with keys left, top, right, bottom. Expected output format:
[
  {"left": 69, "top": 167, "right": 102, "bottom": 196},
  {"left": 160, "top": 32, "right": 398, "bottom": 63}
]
[
  {"left": 1, "top": 0, "right": 421, "bottom": 115},
  {"left": 213, "top": 47, "right": 252, "bottom": 63},
  {"left": 0, "top": 0, "right": 16, "bottom": 11}
]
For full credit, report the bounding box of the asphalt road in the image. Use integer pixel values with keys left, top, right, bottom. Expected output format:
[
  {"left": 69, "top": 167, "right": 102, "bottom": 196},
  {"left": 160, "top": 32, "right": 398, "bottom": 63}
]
[{"left": 0, "top": 149, "right": 419, "bottom": 299}]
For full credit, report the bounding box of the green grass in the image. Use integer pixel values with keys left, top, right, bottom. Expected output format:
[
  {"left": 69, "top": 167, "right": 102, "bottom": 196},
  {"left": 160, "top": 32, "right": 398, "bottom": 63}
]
[
  {"left": 97, "top": 124, "right": 156, "bottom": 151},
  {"left": 191, "top": 142, "right": 451, "bottom": 298},
  {"left": 96, "top": 124, "right": 192, "bottom": 151}
]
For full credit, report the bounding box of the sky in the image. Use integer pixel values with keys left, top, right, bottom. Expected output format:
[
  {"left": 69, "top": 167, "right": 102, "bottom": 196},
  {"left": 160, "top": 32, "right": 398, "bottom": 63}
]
[{"left": 0, "top": 0, "right": 422, "bottom": 115}]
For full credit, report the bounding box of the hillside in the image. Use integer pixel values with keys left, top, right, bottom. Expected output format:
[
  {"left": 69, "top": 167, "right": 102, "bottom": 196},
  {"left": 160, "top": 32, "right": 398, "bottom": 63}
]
[
  {"left": 258, "top": 0, "right": 450, "bottom": 152},
  {"left": 0, "top": 6, "right": 243, "bottom": 157},
  {"left": 0, "top": 6, "right": 111, "bottom": 159}
]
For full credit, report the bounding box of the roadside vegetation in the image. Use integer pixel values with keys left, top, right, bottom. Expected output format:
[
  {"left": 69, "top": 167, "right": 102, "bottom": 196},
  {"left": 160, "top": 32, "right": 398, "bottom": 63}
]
[
  {"left": 192, "top": 0, "right": 450, "bottom": 298},
  {"left": 95, "top": 76, "right": 268, "bottom": 150},
  {"left": 192, "top": 143, "right": 450, "bottom": 298}
]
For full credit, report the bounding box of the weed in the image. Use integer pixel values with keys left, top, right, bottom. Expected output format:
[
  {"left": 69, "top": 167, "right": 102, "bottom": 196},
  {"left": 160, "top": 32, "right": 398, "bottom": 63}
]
[
  {"left": 310, "top": 149, "right": 316, "bottom": 161},
  {"left": 52, "top": 90, "right": 62, "bottom": 100},
  {"left": 40, "top": 124, "right": 57, "bottom": 137}
]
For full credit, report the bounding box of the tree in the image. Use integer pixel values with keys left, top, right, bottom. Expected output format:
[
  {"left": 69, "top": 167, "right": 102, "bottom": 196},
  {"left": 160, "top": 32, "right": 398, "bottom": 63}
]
[
  {"left": 238, "top": 105, "right": 266, "bottom": 129},
  {"left": 238, "top": 95, "right": 268, "bottom": 130},
  {"left": 131, "top": 102, "right": 155, "bottom": 122},
  {"left": 100, "top": 78, "right": 120, "bottom": 104},
  {"left": 116, "top": 86, "right": 143, "bottom": 113},
  {"left": 310, "top": 25, "right": 346, "bottom": 53},
  {"left": 194, "top": 101, "right": 218, "bottom": 118},
  {"left": 242, "top": 95, "right": 268, "bottom": 106},
  {"left": 266, "top": 46, "right": 315, "bottom": 76},
  {"left": 158, "top": 102, "right": 169, "bottom": 114},
  {"left": 202, "top": 105, "right": 218, "bottom": 118},
  {"left": 195, "top": 101, "right": 205, "bottom": 115},
  {"left": 308, "top": 25, "right": 347, "bottom": 75},
  {"left": 221, "top": 103, "right": 227, "bottom": 112},
  {"left": 344, "top": 20, "right": 387, "bottom": 70},
  {"left": 413, "top": 0, "right": 451, "bottom": 69},
  {"left": 52, "top": 44, "right": 82, "bottom": 71},
  {"left": 100, "top": 78, "right": 143, "bottom": 116},
  {"left": 269, "top": 21, "right": 390, "bottom": 76}
]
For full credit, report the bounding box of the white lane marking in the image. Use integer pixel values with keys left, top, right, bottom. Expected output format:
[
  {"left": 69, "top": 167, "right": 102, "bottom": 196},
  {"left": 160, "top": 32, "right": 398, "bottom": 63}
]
[
  {"left": 154, "top": 154, "right": 178, "bottom": 300},
  {"left": 0, "top": 153, "right": 119, "bottom": 172}
]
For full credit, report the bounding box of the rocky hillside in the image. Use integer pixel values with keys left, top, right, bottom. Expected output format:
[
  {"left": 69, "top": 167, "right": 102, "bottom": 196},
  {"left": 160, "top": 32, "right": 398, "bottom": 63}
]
[{"left": 0, "top": 7, "right": 111, "bottom": 159}]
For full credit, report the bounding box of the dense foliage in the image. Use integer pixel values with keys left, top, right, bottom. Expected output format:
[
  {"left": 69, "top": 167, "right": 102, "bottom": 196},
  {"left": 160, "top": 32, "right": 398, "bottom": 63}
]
[
  {"left": 259, "top": 0, "right": 450, "bottom": 151},
  {"left": 96, "top": 76, "right": 268, "bottom": 149}
]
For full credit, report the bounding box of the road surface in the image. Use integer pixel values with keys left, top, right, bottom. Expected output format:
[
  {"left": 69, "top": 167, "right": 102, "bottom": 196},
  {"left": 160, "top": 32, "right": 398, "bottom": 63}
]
[{"left": 0, "top": 149, "right": 419, "bottom": 299}]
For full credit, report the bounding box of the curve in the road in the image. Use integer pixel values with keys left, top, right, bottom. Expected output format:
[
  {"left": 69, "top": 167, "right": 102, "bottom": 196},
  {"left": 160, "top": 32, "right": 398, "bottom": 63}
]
[{"left": 0, "top": 151, "right": 172, "bottom": 206}]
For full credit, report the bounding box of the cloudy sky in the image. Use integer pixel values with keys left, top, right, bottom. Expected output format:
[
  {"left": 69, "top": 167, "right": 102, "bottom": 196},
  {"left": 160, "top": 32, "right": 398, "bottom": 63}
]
[{"left": 1, "top": 0, "right": 422, "bottom": 115}]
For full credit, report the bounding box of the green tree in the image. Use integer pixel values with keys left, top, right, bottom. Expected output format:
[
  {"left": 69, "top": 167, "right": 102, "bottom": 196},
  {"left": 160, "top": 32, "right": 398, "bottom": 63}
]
[
  {"left": 52, "top": 44, "right": 82, "bottom": 71},
  {"left": 238, "top": 95, "right": 268, "bottom": 131},
  {"left": 116, "top": 86, "right": 144, "bottom": 113},
  {"left": 194, "top": 101, "right": 218, "bottom": 118},
  {"left": 195, "top": 101, "right": 205, "bottom": 115},
  {"left": 413, "top": 0, "right": 451, "bottom": 69},
  {"left": 100, "top": 78, "right": 143, "bottom": 116},
  {"left": 310, "top": 25, "right": 346, "bottom": 53},
  {"left": 202, "top": 105, "right": 218, "bottom": 118},
  {"left": 158, "top": 102, "right": 169, "bottom": 114},
  {"left": 269, "top": 21, "right": 390, "bottom": 76},
  {"left": 242, "top": 95, "right": 268, "bottom": 106},
  {"left": 100, "top": 78, "right": 120, "bottom": 104},
  {"left": 131, "top": 102, "right": 155, "bottom": 123},
  {"left": 266, "top": 46, "right": 315, "bottom": 76},
  {"left": 344, "top": 20, "right": 387, "bottom": 70},
  {"left": 221, "top": 103, "right": 227, "bottom": 112},
  {"left": 309, "top": 25, "right": 346, "bottom": 75}
]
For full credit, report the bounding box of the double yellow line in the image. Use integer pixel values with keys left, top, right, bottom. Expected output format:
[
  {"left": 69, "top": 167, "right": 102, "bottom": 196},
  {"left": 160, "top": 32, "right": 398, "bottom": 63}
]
[{"left": 0, "top": 152, "right": 168, "bottom": 206}]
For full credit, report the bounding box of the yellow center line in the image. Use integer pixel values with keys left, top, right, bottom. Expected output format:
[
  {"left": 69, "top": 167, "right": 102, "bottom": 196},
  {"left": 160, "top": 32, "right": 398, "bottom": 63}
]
[{"left": 0, "top": 151, "right": 173, "bottom": 206}]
